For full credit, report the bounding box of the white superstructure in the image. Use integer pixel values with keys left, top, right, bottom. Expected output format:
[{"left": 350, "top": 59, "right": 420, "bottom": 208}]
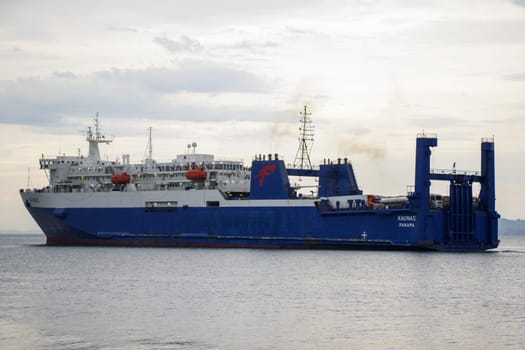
[{"left": 37, "top": 116, "right": 251, "bottom": 196}]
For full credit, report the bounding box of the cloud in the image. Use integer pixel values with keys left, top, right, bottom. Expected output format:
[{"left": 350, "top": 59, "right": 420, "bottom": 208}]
[
  {"left": 503, "top": 72, "right": 525, "bottom": 81},
  {"left": 399, "top": 19, "right": 525, "bottom": 48},
  {"left": 222, "top": 40, "right": 279, "bottom": 52},
  {"left": 53, "top": 71, "right": 77, "bottom": 79},
  {"left": 512, "top": 0, "right": 525, "bottom": 7},
  {"left": 94, "top": 63, "right": 266, "bottom": 93},
  {"left": 0, "top": 63, "right": 272, "bottom": 128},
  {"left": 106, "top": 26, "right": 138, "bottom": 33},
  {"left": 0, "top": 46, "right": 23, "bottom": 57},
  {"left": 154, "top": 35, "right": 204, "bottom": 54}
]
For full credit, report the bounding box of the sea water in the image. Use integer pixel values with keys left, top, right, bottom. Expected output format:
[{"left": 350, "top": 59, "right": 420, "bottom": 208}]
[{"left": 1, "top": 233, "right": 524, "bottom": 349}]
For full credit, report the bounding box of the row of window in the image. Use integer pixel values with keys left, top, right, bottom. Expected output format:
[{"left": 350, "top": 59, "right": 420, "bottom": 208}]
[
  {"left": 69, "top": 167, "right": 111, "bottom": 173},
  {"left": 41, "top": 159, "right": 109, "bottom": 166}
]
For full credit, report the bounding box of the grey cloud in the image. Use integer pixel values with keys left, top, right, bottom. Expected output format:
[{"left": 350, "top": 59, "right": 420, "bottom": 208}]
[
  {"left": 0, "top": 63, "right": 270, "bottom": 128},
  {"left": 53, "top": 71, "right": 77, "bottom": 79},
  {"left": 0, "top": 76, "right": 147, "bottom": 126},
  {"left": 154, "top": 36, "right": 204, "bottom": 54},
  {"left": 226, "top": 40, "right": 279, "bottom": 50},
  {"left": 154, "top": 34, "right": 278, "bottom": 60},
  {"left": 512, "top": 0, "right": 525, "bottom": 7},
  {"left": 284, "top": 26, "right": 327, "bottom": 38},
  {"left": 0, "top": 46, "right": 23, "bottom": 57},
  {"left": 503, "top": 72, "right": 525, "bottom": 81},
  {"left": 95, "top": 63, "right": 266, "bottom": 93}
]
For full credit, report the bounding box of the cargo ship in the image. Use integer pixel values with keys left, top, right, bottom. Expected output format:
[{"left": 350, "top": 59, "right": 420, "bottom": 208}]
[{"left": 20, "top": 109, "right": 499, "bottom": 251}]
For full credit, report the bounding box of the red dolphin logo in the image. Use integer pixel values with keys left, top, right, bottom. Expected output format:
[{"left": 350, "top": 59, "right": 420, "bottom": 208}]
[{"left": 254, "top": 164, "right": 276, "bottom": 187}]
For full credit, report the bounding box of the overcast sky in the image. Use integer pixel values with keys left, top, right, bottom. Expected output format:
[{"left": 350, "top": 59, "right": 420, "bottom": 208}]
[{"left": 1, "top": 0, "right": 524, "bottom": 231}]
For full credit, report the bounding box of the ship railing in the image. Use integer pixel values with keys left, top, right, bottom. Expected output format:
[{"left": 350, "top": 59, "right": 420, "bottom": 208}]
[
  {"left": 213, "top": 157, "right": 244, "bottom": 163},
  {"left": 20, "top": 186, "right": 52, "bottom": 193},
  {"left": 430, "top": 168, "right": 480, "bottom": 176},
  {"left": 286, "top": 164, "right": 321, "bottom": 170}
]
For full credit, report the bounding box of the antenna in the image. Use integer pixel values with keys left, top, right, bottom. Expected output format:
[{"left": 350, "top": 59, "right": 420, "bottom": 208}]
[
  {"left": 86, "top": 112, "right": 112, "bottom": 144},
  {"left": 95, "top": 112, "right": 100, "bottom": 139},
  {"left": 144, "top": 127, "right": 153, "bottom": 163},
  {"left": 27, "top": 168, "right": 31, "bottom": 189},
  {"left": 293, "top": 105, "right": 314, "bottom": 170}
]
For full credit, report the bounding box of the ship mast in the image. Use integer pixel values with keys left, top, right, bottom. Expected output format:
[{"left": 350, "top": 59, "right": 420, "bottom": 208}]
[
  {"left": 144, "top": 126, "right": 154, "bottom": 163},
  {"left": 293, "top": 105, "right": 314, "bottom": 170},
  {"left": 86, "top": 112, "right": 112, "bottom": 161}
]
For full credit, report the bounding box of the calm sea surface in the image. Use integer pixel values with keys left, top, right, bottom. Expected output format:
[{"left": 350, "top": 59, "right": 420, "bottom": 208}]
[{"left": 1, "top": 233, "right": 524, "bottom": 350}]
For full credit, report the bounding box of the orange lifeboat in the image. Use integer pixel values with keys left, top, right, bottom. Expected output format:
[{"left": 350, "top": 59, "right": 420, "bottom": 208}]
[
  {"left": 111, "top": 172, "right": 131, "bottom": 184},
  {"left": 185, "top": 168, "right": 207, "bottom": 181}
]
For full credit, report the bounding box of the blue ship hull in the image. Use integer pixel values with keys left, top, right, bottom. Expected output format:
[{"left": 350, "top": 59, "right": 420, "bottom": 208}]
[{"left": 25, "top": 204, "right": 498, "bottom": 251}]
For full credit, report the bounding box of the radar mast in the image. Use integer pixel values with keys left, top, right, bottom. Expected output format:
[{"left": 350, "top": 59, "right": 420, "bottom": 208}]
[
  {"left": 144, "top": 126, "right": 154, "bottom": 163},
  {"left": 86, "top": 113, "right": 112, "bottom": 160},
  {"left": 293, "top": 105, "right": 314, "bottom": 170}
]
